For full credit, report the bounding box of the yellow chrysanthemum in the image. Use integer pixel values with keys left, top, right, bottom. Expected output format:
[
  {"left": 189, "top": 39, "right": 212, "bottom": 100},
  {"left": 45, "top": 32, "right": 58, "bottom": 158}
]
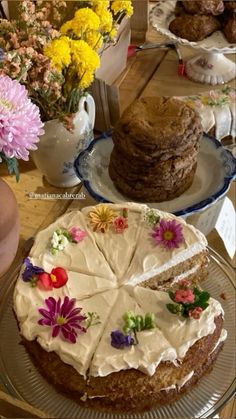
[
  {"left": 111, "top": 1, "right": 133, "bottom": 17},
  {"left": 60, "top": 20, "right": 73, "bottom": 34},
  {"left": 70, "top": 40, "right": 100, "bottom": 89},
  {"left": 79, "top": 70, "right": 95, "bottom": 90},
  {"left": 91, "top": 0, "right": 110, "bottom": 11},
  {"left": 98, "top": 9, "right": 113, "bottom": 33},
  {"left": 91, "top": 0, "right": 110, "bottom": 18},
  {"left": 85, "top": 30, "right": 103, "bottom": 49},
  {"left": 72, "top": 8, "right": 100, "bottom": 37},
  {"left": 44, "top": 36, "right": 71, "bottom": 71},
  {"left": 109, "top": 27, "right": 118, "bottom": 40},
  {"left": 88, "top": 205, "right": 116, "bottom": 233}
]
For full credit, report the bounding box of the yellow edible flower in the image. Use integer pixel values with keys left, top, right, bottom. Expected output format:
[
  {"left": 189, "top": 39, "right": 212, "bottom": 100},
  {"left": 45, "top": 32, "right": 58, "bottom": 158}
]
[
  {"left": 44, "top": 36, "right": 71, "bottom": 71},
  {"left": 88, "top": 205, "right": 116, "bottom": 233},
  {"left": 111, "top": 1, "right": 133, "bottom": 17}
]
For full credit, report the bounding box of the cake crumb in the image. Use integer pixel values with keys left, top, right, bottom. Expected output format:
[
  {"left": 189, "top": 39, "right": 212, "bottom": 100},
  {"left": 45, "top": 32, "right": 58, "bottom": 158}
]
[
  {"left": 220, "top": 292, "right": 227, "bottom": 300},
  {"left": 80, "top": 393, "right": 88, "bottom": 402}
]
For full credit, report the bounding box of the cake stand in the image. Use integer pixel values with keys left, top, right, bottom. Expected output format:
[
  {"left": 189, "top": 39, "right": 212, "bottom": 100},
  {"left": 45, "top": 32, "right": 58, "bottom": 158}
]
[{"left": 150, "top": 0, "right": 236, "bottom": 85}]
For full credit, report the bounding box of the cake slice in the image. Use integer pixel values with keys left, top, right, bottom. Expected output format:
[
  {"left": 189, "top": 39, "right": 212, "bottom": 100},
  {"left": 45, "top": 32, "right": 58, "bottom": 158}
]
[
  {"left": 122, "top": 208, "right": 208, "bottom": 288},
  {"left": 132, "top": 285, "right": 225, "bottom": 359},
  {"left": 29, "top": 211, "right": 116, "bottom": 280},
  {"left": 82, "top": 203, "right": 143, "bottom": 280},
  {"left": 89, "top": 287, "right": 177, "bottom": 377},
  {"left": 14, "top": 286, "right": 119, "bottom": 378}
]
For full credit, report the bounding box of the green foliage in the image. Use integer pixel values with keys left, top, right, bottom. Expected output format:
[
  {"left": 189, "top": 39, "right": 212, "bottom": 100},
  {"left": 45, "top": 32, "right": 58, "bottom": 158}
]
[{"left": 0, "top": 153, "right": 19, "bottom": 181}]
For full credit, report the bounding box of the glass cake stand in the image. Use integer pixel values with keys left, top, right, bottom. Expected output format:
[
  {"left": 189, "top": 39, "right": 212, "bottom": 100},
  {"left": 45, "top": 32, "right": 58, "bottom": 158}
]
[
  {"left": 150, "top": 0, "right": 236, "bottom": 85},
  {"left": 0, "top": 248, "right": 235, "bottom": 419}
]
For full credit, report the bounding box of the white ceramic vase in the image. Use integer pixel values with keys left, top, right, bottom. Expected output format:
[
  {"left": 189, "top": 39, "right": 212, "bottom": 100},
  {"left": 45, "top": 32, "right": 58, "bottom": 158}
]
[{"left": 32, "top": 94, "right": 95, "bottom": 188}]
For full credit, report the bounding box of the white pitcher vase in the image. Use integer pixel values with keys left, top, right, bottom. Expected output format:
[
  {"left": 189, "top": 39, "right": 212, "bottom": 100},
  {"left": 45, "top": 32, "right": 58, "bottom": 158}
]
[{"left": 32, "top": 94, "right": 95, "bottom": 188}]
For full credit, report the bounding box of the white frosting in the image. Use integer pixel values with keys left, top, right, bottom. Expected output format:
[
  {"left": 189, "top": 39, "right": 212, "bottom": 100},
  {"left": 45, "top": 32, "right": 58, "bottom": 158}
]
[
  {"left": 14, "top": 283, "right": 118, "bottom": 377},
  {"left": 90, "top": 287, "right": 177, "bottom": 377},
  {"left": 29, "top": 211, "right": 116, "bottom": 280},
  {"left": 209, "top": 329, "right": 227, "bottom": 355},
  {"left": 131, "top": 286, "right": 224, "bottom": 360},
  {"left": 122, "top": 209, "right": 207, "bottom": 286},
  {"left": 14, "top": 203, "right": 224, "bottom": 381},
  {"left": 82, "top": 205, "right": 142, "bottom": 280},
  {"left": 160, "top": 371, "right": 194, "bottom": 392},
  {"left": 90, "top": 286, "right": 224, "bottom": 377}
]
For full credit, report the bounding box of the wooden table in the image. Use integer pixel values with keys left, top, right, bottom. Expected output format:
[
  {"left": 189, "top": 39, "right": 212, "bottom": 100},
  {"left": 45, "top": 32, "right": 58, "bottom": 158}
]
[{"left": 0, "top": 8, "right": 235, "bottom": 418}]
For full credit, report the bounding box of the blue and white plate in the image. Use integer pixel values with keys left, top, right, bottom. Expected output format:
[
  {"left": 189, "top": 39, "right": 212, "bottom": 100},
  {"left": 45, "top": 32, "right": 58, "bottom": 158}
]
[{"left": 74, "top": 132, "right": 236, "bottom": 217}]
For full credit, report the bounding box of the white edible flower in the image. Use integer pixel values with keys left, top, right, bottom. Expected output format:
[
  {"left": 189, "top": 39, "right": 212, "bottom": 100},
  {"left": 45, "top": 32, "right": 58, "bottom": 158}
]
[{"left": 51, "top": 231, "right": 69, "bottom": 251}]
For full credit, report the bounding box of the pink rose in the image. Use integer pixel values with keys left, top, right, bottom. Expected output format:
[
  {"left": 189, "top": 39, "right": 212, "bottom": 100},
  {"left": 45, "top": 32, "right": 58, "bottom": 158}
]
[
  {"left": 188, "top": 307, "right": 203, "bottom": 320},
  {"left": 174, "top": 289, "right": 195, "bottom": 304}
]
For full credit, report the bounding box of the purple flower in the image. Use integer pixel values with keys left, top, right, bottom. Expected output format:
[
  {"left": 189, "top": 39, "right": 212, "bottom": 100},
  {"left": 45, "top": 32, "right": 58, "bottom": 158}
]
[
  {"left": 152, "top": 219, "right": 184, "bottom": 249},
  {"left": 22, "top": 257, "right": 44, "bottom": 282},
  {"left": 111, "top": 330, "right": 134, "bottom": 349},
  {"left": 38, "top": 296, "right": 87, "bottom": 343},
  {"left": 0, "top": 75, "right": 44, "bottom": 161}
]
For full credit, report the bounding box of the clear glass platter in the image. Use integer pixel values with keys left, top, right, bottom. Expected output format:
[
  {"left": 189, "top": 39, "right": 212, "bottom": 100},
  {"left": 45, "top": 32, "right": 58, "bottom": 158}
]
[{"left": 0, "top": 248, "right": 235, "bottom": 419}]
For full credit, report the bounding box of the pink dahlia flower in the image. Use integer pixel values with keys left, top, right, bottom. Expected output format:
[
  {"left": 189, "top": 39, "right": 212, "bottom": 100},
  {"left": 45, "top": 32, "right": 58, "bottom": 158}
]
[
  {"left": 0, "top": 75, "right": 44, "bottom": 160},
  {"left": 152, "top": 219, "right": 184, "bottom": 249}
]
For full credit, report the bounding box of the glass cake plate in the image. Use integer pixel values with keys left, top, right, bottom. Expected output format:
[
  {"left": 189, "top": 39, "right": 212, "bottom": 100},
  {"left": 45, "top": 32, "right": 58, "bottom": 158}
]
[
  {"left": 0, "top": 248, "right": 235, "bottom": 419},
  {"left": 74, "top": 132, "right": 236, "bottom": 218}
]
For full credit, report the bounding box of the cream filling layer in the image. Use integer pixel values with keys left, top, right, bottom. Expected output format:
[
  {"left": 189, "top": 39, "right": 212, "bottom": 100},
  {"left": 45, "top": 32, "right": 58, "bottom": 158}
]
[
  {"left": 209, "top": 329, "right": 227, "bottom": 355},
  {"left": 160, "top": 371, "right": 195, "bottom": 392}
]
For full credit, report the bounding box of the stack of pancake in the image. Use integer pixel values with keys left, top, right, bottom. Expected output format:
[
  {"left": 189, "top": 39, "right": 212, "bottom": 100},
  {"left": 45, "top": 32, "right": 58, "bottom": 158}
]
[{"left": 109, "top": 97, "right": 203, "bottom": 202}]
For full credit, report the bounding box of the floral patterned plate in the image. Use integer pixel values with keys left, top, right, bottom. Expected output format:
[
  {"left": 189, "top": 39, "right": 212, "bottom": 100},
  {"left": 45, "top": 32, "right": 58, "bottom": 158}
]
[{"left": 74, "top": 132, "right": 236, "bottom": 217}]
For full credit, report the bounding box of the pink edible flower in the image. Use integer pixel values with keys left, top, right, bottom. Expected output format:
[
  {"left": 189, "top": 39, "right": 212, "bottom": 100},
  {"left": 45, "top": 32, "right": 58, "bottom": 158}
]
[
  {"left": 113, "top": 216, "right": 128, "bottom": 234},
  {"left": 174, "top": 289, "right": 195, "bottom": 304},
  {"left": 152, "top": 219, "right": 184, "bottom": 249},
  {"left": 188, "top": 307, "right": 203, "bottom": 320},
  {"left": 69, "top": 227, "right": 87, "bottom": 242}
]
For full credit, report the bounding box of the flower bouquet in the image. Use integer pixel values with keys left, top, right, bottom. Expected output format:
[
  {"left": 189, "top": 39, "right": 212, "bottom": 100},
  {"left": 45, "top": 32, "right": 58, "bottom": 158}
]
[{"left": 0, "top": 0, "right": 133, "bottom": 126}]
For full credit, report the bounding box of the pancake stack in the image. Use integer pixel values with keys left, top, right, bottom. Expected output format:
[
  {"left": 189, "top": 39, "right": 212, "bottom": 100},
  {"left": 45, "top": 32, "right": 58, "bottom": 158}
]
[{"left": 109, "top": 97, "right": 203, "bottom": 202}]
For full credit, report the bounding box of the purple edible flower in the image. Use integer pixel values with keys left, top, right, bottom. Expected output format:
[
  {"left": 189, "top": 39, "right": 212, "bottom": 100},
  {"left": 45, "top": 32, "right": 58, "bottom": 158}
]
[
  {"left": 38, "top": 296, "right": 87, "bottom": 343},
  {"left": 22, "top": 257, "right": 44, "bottom": 282},
  {"left": 111, "top": 330, "right": 134, "bottom": 349}
]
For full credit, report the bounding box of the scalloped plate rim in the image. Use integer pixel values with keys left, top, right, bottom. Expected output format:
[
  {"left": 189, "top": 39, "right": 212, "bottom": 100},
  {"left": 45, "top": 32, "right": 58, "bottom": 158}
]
[{"left": 74, "top": 132, "right": 236, "bottom": 217}]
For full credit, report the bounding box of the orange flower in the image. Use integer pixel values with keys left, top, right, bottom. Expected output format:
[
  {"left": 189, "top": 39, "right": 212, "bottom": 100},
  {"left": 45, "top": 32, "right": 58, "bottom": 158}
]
[{"left": 88, "top": 205, "right": 116, "bottom": 233}]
